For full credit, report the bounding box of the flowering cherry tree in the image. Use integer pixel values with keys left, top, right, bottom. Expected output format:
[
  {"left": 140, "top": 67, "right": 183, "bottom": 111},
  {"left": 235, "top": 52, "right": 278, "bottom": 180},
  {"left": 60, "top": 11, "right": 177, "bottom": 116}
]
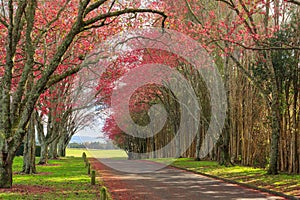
[{"left": 0, "top": 0, "right": 166, "bottom": 188}]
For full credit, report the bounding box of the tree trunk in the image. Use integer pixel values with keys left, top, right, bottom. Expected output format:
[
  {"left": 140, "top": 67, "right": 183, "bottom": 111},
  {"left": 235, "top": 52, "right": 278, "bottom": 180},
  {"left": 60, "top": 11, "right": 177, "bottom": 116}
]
[
  {"left": 0, "top": 161, "right": 13, "bottom": 188},
  {"left": 173, "top": 120, "right": 181, "bottom": 158},
  {"left": 0, "top": 132, "right": 12, "bottom": 188},
  {"left": 152, "top": 137, "right": 156, "bottom": 159},
  {"left": 195, "top": 120, "right": 201, "bottom": 161},
  {"left": 58, "top": 145, "right": 66, "bottom": 157},
  {"left": 175, "top": 134, "right": 181, "bottom": 158},
  {"left": 0, "top": 130, "right": 24, "bottom": 188},
  {"left": 219, "top": 51, "right": 232, "bottom": 166},
  {"left": 39, "top": 143, "right": 49, "bottom": 165},
  {"left": 22, "top": 117, "right": 36, "bottom": 174},
  {"left": 57, "top": 137, "right": 66, "bottom": 157},
  {"left": 49, "top": 138, "right": 58, "bottom": 159},
  {"left": 219, "top": 122, "right": 232, "bottom": 166},
  {"left": 268, "top": 98, "right": 281, "bottom": 175},
  {"left": 36, "top": 112, "right": 49, "bottom": 165}
]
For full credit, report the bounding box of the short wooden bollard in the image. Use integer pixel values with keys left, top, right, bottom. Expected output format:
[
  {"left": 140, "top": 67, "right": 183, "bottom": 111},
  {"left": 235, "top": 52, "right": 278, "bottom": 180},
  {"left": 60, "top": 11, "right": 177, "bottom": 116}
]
[
  {"left": 91, "top": 170, "right": 96, "bottom": 185},
  {"left": 100, "top": 186, "right": 107, "bottom": 200},
  {"left": 82, "top": 152, "right": 87, "bottom": 162},
  {"left": 87, "top": 163, "right": 91, "bottom": 175}
]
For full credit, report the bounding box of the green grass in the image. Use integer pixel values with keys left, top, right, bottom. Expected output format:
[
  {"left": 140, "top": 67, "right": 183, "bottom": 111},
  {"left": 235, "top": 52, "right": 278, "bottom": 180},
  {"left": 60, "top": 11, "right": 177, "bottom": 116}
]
[
  {"left": 0, "top": 149, "right": 124, "bottom": 200},
  {"left": 1, "top": 157, "right": 99, "bottom": 199},
  {"left": 151, "top": 158, "right": 300, "bottom": 197},
  {"left": 7, "top": 150, "right": 298, "bottom": 199}
]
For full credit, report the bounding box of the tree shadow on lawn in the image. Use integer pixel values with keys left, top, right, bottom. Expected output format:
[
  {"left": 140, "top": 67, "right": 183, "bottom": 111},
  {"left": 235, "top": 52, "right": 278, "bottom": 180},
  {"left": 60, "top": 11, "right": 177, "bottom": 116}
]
[{"left": 0, "top": 184, "right": 54, "bottom": 194}]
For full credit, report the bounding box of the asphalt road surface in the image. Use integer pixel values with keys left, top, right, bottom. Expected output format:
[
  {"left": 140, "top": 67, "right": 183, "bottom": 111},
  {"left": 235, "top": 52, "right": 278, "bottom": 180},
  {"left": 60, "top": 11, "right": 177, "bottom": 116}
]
[{"left": 91, "top": 158, "right": 286, "bottom": 200}]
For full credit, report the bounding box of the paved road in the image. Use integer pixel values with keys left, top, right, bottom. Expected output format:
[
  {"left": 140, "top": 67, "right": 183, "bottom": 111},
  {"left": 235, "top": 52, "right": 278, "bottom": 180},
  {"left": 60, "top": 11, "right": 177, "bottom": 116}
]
[{"left": 92, "top": 158, "right": 286, "bottom": 200}]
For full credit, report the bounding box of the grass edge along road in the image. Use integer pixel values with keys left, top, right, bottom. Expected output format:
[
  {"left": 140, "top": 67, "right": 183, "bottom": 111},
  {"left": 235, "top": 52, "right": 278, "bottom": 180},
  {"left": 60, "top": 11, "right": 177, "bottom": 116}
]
[
  {"left": 63, "top": 149, "right": 300, "bottom": 199},
  {"left": 0, "top": 149, "right": 125, "bottom": 200},
  {"left": 151, "top": 157, "right": 300, "bottom": 199},
  {"left": 3, "top": 149, "right": 299, "bottom": 199},
  {"left": 69, "top": 149, "right": 300, "bottom": 199}
]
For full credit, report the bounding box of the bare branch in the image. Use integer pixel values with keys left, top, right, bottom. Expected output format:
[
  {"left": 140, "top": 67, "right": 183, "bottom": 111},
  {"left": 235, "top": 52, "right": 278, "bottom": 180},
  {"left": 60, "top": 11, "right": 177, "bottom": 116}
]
[
  {"left": 84, "top": 8, "right": 167, "bottom": 28},
  {"left": 215, "top": 0, "right": 234, "bottom": 8},
  {"left": 11, "top": 0, "right": 27, "bottom": 52},
  {"left": 238, "top": 0, "right": 257, "bottom": 34},
  {"left": 209, "top": 38, "right": 300, "bottom": 50},
  {"left": 81, "top": 16, "right": 118, "bottom": 31},
  {"left": 45, "top": 66, "right": 82, "bottom": 90},
  {"left": 287, "top": 0, "right": 300, "bottom": 6},
  {"left": 0, "top": 16, "right": 8, "bottom": 27},
  {"left": 83, "top": 0, "right": 107, "bottom": 17},
  {"left": 184, "top": 0, "right": 203, "bottom": 27},
  {"left": 33, "top": 0, "right": 71, "bottom": 46},
  {"left": 1, "top": 0, "right": 7, "bottom": 20}
]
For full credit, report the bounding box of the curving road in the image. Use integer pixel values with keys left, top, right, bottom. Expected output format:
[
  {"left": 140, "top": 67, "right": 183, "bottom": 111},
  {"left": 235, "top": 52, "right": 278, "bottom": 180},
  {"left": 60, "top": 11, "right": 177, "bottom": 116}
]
[{"left": 90, "top": 158, "right": 286, "bottom": 200}]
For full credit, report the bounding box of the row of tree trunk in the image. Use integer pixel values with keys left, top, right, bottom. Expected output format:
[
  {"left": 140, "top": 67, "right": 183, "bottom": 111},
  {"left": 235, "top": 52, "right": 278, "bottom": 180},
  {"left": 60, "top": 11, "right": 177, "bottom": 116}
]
[
  {"left": 120, "top": 45, "right": 299, "bottom": 174},
  {"left": 21, "top": 110, "right": 76, "bottom": 174}
]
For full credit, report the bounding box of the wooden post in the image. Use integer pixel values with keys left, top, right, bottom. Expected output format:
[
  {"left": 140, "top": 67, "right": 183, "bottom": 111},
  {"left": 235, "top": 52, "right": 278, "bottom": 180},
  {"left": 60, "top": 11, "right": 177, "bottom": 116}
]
[
  {"left": 100, "top": 186, "right": 107, "bottom": 200},
  {"left": 87, "top": 163, "right": 91, "bottom": 175},
  {"left": 91, "top": 170, "right": 96, "bottom": 185},
  {"left": 82, "top": 152, "right": 87, "bottom": 163}
]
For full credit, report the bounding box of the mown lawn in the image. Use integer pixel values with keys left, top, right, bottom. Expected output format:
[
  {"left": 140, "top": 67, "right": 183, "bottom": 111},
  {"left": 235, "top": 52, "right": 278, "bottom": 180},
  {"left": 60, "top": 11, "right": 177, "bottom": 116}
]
[
  {"left": 0, "top": 148, "right": 119, "bottom": 200},
  {"left": 152, "top": 157, "right": 300, "bottom": 198}
]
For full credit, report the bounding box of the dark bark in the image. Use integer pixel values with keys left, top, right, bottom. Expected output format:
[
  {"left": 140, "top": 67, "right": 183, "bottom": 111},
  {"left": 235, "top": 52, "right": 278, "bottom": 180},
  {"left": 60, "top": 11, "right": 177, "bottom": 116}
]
[
  {"left": 36, "top": 112, "right": 48, "bottom": 165},
  {"left": 36, "top": 111, "right": 59, "bottom": 164},
  {"left": 49, "top": 138, "right": 59, "bottom": 159},
  {"left": 57, "top": 140, "right": 66, "bottom": 157},
  {"left": 267, "top": 100, "right": 281, "bottom": 175},
  {"left": 57, "top": 135, "right": 67, "bottom": 157},
  {"left": 218, "top": 127, "right": 232, "bottom": 166},
  {"left": 22, "top": 117, "right": 36, "bottom": 174},
  {"left": 0, "top": 132, "right": 11, "bottom": 188},
  {"left": 0, "top": 132, "right": 23, "bottom": 188},
  {"left": 57, "top": 129, "right": 73, "bottom": 157},
  {"left": 0, "top": 161, "right": 12, "bottom": 188},
  {"left": 39, "top": 143, "right": 49, "bottom": 165},
  {"left": 175, "top": 129, "right": 181, "bottom": 158},
  {"left": 219, "top": 103, "right": 232, "bottom": 166},
  {"left": 195, "top": 120, "right": 202, "bottom": 161},
  {"left": 218, "top": 48, "right": 232, "bottom": 166},
  {"left": 151, "top": 137, "right": 156, "bottom": 159}
]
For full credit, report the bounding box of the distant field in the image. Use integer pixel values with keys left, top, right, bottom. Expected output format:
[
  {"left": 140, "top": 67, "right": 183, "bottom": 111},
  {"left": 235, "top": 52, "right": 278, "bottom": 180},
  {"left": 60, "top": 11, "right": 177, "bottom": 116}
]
[{"left": 66, "top": 148, "right": 127, "bottom": 159}]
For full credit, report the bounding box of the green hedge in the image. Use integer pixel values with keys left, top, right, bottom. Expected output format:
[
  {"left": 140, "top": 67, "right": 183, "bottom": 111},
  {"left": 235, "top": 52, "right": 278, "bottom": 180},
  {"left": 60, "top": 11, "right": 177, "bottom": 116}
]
[{"left": 16, "top": 144, "right": 41, "bottom": 157}]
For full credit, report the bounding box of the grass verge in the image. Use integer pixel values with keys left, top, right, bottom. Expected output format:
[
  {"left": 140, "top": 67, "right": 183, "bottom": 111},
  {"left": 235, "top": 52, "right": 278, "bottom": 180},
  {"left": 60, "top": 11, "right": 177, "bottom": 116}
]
[
  {"left": 151, "top": 158, "right": 300, "bottom": 198},
  {"left": 0, "top": 149, "right": 118, "bottom": 200}
]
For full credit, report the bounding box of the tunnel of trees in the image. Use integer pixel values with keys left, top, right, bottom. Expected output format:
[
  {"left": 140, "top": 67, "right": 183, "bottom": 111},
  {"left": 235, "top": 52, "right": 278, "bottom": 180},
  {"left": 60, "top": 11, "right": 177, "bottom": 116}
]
[{"left": 0, "top": 0, "right": 299, "bottom": 189}]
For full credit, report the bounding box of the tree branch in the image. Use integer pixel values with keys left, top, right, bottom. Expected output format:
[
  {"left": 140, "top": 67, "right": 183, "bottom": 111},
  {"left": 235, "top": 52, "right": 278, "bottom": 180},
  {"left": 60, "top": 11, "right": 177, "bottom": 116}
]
[
  {"left": 33, "top": 0, "right": 71, "bottom": 46},
  {"left": 0, "top": 16, "right": 8, "bottom": 27},
  {"left": 11, "top": 0, "right": 37, "bottom": 125},
  {"left": 45, "top": 66, "right": 81, "bottom": 90},
  {"left": 287, "top": 0, "right": 300, "bottom": 6},
  {"left": 184, "top": 0, "right": 203, "bottom": 27},
  {"left": 215, "top": 42, "right": 271, "bottom": 103},
  {"left": 83, "top": 0, "right": 107, "bottom": 17},
  {"left": 209, "top": 38, "right": 300, "bottom": 50},
  {"left": 84, "top": 8, "right": 167, "bottom": 28}
]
